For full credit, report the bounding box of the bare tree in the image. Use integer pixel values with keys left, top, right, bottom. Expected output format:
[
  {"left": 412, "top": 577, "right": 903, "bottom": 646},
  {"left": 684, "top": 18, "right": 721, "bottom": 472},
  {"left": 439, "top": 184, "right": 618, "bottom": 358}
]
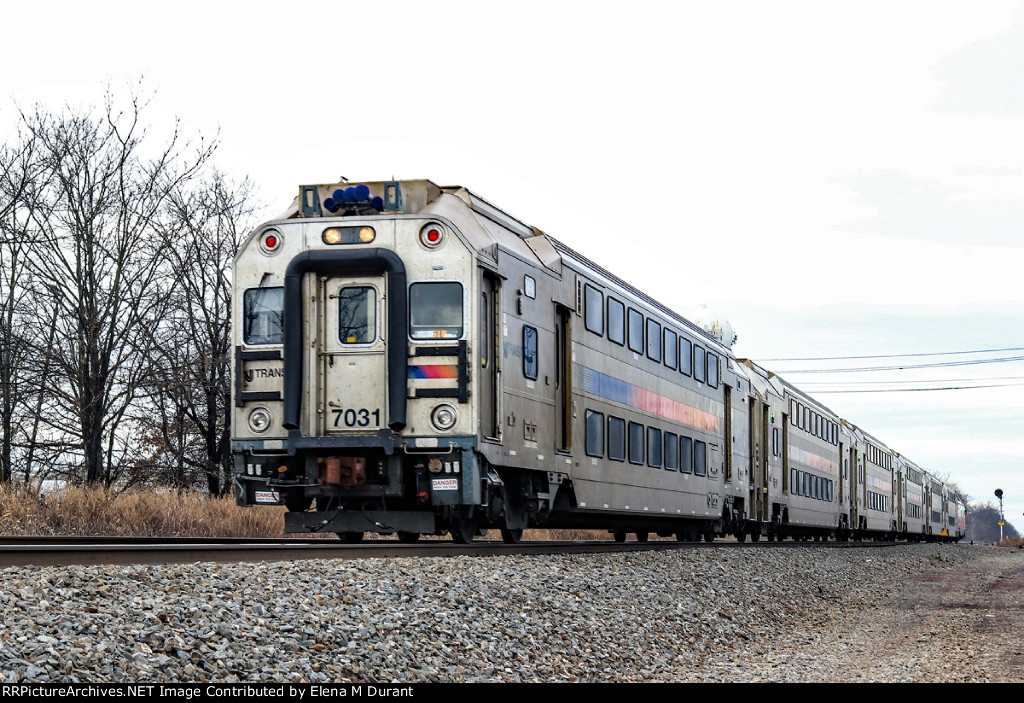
[
  {"left": 0, "top": 109, "right": 53, "bottom": 484},
  {"left": 142, "top": 171, "right": 255, "bottom": 493},
  {"left": 19, "top": 86, "right": 215, "bottom": 486}
]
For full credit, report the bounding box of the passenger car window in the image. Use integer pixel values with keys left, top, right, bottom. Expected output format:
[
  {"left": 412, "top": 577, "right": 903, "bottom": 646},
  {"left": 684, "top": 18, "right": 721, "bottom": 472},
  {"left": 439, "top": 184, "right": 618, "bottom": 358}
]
[
  {"left": 679, "top": 338, "right": 693, "bottom": 376},
  {"left": 647, "top": 427, "right": 662, "bottom": 467},
  {"left": 585, "top": 410, "right": 604, "bottom": 457},
  {"left": 608, "top": 417, "right": 626, "bottom": 461},
  {"left": 664, "top": 432, "right": 678, "bottom": 470},
  {"left": 627, "top": 309, "right": 644, "bottom": 353},
  {"left": 680, "top": 436, "right": 693, "bottom": 473},
  {"left": 694, "top": 440, "right": 707, "bottom": 476},
  {"left": 628, "top": 421, "right": 644, "bottom": 464},
  {"left": 646, "top": 319, "right": 662, "bottom": 362},
  {"left": 707, "top": 353, "right": 719, "bottom": 388},
  {"left": 584, "top": 284, "right": 604, "bottom": 335},
  {"left": 608, "top": 298, "right": 625, "bottom": 345},
  {"left": 663, "top": 329, "right": 677, "bottom": 369},
  {"left": 523, "top": 325, "right": 538, "bottom": 380}
]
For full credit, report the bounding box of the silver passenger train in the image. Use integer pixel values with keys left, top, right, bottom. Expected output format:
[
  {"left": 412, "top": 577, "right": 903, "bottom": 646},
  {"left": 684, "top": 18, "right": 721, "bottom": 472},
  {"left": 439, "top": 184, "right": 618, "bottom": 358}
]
[{"left": 231, "top": 179, "right": 967, "bottom": 544}]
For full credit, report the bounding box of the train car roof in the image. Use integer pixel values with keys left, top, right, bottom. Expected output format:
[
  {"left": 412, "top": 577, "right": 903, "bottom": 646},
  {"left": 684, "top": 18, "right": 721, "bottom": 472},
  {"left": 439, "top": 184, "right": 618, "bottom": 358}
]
[{"left": 279, "top": 178, "right": 728, "bottom": 353}]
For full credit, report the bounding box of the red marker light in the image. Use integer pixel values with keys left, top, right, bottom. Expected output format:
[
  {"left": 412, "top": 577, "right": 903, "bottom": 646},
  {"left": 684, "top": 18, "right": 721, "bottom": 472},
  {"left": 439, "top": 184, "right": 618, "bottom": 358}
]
[
  {"left": 260, "top": 229, "right": 282, "bottom": 254},
  {"left": 419, "top": 223, "right": 444, "bottom": 248}
]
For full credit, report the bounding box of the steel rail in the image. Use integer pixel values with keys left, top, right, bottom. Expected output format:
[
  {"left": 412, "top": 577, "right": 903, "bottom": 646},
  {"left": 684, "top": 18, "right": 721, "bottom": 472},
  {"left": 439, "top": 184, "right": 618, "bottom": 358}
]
[{"left": 0, "top": 536, "right": 894, "bottom": 568}]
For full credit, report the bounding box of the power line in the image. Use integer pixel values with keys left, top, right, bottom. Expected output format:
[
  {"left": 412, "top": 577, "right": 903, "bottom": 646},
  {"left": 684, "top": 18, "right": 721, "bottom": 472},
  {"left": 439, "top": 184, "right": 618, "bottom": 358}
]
[
  {"left": 761, "top": 346, "right": 1024, "bottom": 362},
  {"left": 798, "top": 375, "right": 1024, "bottom": 387},
  {"left": 813, "top": 381, "right": 1024, "bottom": 393},
  {"left": 781, "top": 355, "right": 1024, "bottom": 374}
]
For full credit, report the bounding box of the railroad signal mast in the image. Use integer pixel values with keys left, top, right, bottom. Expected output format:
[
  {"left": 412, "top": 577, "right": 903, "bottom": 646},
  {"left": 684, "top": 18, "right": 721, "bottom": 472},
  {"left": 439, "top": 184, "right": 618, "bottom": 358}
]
[{"left": 995, "top": 488, "right": 1005, "bottom": 542}]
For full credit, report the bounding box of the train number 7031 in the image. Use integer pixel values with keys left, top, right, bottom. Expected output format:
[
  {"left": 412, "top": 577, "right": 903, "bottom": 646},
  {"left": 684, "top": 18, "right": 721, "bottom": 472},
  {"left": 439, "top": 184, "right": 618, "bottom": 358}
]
[{"left": 331, "top": 408, "right": 381, "bottom": 427}]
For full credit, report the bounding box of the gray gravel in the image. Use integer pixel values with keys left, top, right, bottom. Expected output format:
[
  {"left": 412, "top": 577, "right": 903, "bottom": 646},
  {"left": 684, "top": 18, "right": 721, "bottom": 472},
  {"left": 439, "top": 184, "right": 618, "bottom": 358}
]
[{"left": 0, "top": 543, "right": 1019, "bottom": 683}]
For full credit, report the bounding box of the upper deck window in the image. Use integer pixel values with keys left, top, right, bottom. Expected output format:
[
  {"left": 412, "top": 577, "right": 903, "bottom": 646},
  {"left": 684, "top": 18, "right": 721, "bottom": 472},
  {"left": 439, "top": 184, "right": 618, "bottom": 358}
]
[
  {"left": 694, "top": 345, "right": 706, "bottom": 383},
  {"left": 243, "top": 286, "right": 284, "bottom": 346},
  {"left": 584, "top": 284, "right": 604, "bottom": 335},
  {"left": 679, "top": 337, "right": 693, "bottom": 376},
  {"left": 410, "top": 282, "right": 463, "bottom": 340},
  {"left": 663, "top": 329, "right": 678, "bottom": 369},
  {"left": 646, "top": 319, "right": 662, "bottom": 362},
  {"left": 627, "top": 308, "right": 644, "bottom": 353},
  {"left": 608, "top": 298, "right": 625, "bottom": 345}
]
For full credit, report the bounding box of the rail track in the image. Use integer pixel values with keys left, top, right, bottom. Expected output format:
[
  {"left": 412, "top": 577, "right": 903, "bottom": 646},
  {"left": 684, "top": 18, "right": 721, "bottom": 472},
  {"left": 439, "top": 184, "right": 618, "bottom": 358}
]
[{"left": 0, "top": 535, "right": 893, "bottom": 568}]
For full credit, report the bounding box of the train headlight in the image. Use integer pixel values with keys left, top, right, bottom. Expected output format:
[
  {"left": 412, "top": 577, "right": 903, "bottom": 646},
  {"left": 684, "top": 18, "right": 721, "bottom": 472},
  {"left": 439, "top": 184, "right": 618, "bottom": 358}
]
[
  {"left": 430, "top": 403, "right": 458, "bottom": 432},
  {"left": 419, "top": 223, "right": 445, "bottom": 249},
  {"left": 248, "top": 407, "right": 273, "bottom": 433},
  {"left": 259, "top": 229, "right": 282, "bottom": 254},
  {"left": 322, "top": 226, "right": 376, "bottom": 245}
]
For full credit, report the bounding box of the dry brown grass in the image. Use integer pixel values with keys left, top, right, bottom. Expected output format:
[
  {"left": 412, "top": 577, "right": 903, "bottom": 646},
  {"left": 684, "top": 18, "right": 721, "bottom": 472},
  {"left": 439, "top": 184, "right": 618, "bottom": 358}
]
[
  {"left": 0, "top": 484, "right": 635, "bottom": 540},
  {"left": 998, "top": 536, "right": 1024, "bottom": 548},
  {"left": 0, "top": 484, "right": 286, "bottom": 538}
]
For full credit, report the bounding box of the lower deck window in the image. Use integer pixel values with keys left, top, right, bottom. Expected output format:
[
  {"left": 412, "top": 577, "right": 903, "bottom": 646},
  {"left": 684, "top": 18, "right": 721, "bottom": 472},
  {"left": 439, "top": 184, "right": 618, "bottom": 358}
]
[
  {"left": 647, "top": 427, "right": 662, "bottom": 467},
  {"left": 680, "top": 436, "right": 693, "bottom": 474},
  {"left": 628, "top": 421, "right": 644, "bottom": 465},
  {"left": 694, "top": 440, "right": 707, "bottom": 476},
  {"left": 585, "top": 410, "right": 604, "bottom": 457},
  {"left": 608, "top": 416, "right": 626, "bottom": 461},
  {"left": 664, "top": 432, "right": 678, "bottom": 470}
]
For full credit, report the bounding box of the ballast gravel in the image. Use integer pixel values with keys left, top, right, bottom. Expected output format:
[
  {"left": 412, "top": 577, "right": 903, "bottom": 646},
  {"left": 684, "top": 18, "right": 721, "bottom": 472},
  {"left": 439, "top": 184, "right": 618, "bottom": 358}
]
[{"left": 0, "top": 544, "right": 1020, "bottom": 683}]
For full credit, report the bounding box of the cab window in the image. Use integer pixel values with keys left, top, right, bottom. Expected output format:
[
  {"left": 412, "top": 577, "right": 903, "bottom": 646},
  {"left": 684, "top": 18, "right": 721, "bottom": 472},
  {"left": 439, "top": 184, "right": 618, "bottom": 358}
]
[
  {"left": 410, "top": 282, "right": 463, "bottom": 339},
  {"left": 243, "top": 286, "right": 284, "bottom": 346}
]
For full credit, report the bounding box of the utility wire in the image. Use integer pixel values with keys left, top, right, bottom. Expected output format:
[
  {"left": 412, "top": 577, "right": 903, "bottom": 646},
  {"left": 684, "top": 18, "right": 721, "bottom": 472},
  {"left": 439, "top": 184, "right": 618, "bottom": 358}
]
[
  {"left": 760, "top": 346, "right": 1024, "bottom": 362},
  {"left": 798, "top": 375, "right": 1024, "bottom": 387},
  {"left": 781, "top": 355, "right": 1024, "bottom": 374},
  {"left": 813, "top": 381, "right": 1024, "bottom": 393}
]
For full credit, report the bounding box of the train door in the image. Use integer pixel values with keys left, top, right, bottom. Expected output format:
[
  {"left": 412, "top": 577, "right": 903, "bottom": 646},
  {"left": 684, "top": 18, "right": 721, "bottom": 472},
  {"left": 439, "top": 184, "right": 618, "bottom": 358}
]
[
  {"left": 479, "top": 272, "right": 501, "bottom": 440},
  {"left": 838, "top": 442, "right": 845, "bottom": 505},
  {"left": 319, "top": 275, "right": 388, "bottom": 434},
  {"left": 758, "top": 402, "right": 769, "bottom": 524},
  {"left": 554, "top": 305, "right": 572, "bottom": 453},
  {"left": 896, "top": 470, "right": 905, "bottom": 533},
  {"left": 748, "top": 396, "right": 769, "bottom": 527},
  {"left": 848, "top": 446, "right": 858, "bottom": 531},
  {"left": 723, "top": 386, "right": 733, "bottom": 483}
]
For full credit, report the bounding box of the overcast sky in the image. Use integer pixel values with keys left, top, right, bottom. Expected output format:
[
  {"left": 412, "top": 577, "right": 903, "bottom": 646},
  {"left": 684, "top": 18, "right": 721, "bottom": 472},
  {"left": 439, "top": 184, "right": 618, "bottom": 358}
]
[{"left": 2, "top": 1, "right": 1022, "bottom": 533}]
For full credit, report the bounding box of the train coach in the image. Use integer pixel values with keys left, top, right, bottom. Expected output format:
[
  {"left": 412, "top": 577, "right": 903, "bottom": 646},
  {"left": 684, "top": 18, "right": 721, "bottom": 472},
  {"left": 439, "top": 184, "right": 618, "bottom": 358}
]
[{"left": 231, "top": 178, "right": 965, "bottom": 544}]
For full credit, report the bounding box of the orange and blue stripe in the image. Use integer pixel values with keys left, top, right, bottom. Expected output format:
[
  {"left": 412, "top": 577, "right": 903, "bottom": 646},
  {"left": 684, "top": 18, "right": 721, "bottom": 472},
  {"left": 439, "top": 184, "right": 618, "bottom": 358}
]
[{"left": 581, "top": 367, "right": 720, "bottom": 433}]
